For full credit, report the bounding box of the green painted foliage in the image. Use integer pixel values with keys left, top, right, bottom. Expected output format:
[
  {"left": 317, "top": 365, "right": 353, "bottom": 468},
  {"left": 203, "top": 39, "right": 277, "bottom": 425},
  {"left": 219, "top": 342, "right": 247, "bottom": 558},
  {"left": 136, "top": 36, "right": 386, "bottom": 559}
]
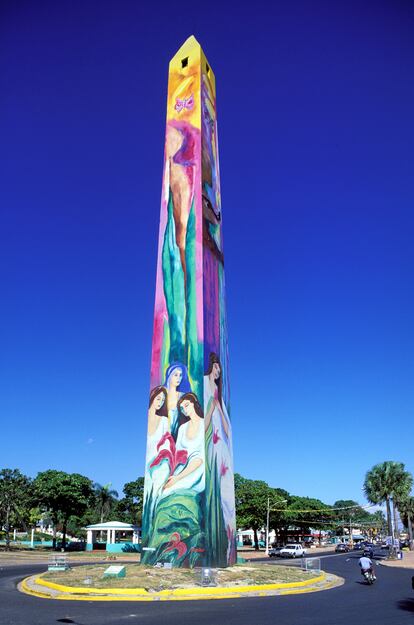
[
  {"left": 184, "top": 199, "right": 202, "bottom": 399},
  {"left": 141, "top": 490, "right": 204, "bottom": 567},
  {"left": 162, "top": 192, "right": 185, "bottom": 363},
  {"left": 204, "top": 450, "right": 228, "bottom": 567}
]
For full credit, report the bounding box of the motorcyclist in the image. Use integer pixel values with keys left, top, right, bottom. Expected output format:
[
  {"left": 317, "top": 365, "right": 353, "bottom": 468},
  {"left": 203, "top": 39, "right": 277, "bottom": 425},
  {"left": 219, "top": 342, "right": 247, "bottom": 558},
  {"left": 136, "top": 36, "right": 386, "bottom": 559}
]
[{"left": 358, "top": 555, "right": 376, "bottom": 580}]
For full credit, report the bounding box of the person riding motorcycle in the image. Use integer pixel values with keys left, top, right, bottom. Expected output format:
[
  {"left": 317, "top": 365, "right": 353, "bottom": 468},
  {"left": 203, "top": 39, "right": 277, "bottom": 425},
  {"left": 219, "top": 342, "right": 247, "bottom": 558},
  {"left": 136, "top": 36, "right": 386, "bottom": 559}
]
[{"left": 358, "top": 555, "right": 376, "bottom": 580}]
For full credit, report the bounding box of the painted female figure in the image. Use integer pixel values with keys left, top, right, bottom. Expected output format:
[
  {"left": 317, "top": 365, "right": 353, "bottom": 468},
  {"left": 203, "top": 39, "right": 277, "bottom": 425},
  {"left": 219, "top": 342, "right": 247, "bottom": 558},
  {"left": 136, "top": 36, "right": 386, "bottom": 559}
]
[
  {"left": 163, "top": 362, "right": 192, "bottom": 440},
  {"left": 204, "top": 353, "right": 236, "bottom": 565},
  {"left": 144, "top": 392, "right": 205, "bottom": 566},
  {"left": 163, "top": 392, "right": 205, "bottom": 494},
  {"left": 143, "top": 386, "right": 169, "bottom": 524}
]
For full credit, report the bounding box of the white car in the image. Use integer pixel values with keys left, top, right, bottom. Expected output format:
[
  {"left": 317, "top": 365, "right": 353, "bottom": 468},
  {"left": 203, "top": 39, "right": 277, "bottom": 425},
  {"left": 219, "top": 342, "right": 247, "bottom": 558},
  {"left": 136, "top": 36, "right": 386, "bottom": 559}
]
[{"left": 279, "top": 543, "right": 306, "bottom": 558}]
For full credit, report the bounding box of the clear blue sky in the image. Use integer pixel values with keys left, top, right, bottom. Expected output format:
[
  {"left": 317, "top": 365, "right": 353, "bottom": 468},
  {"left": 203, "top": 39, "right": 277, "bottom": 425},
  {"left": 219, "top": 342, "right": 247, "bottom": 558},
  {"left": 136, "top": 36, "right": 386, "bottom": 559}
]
[{"left": 1, "top": 1, "right": 413, "bottom": 505}]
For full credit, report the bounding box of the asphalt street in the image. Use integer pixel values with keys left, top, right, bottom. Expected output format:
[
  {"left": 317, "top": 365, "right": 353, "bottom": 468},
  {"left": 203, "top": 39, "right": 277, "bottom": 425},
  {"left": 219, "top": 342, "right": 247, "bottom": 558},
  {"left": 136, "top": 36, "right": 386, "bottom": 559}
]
[{"left": 0, "top": 551, "right": 413, "bottom": 625}]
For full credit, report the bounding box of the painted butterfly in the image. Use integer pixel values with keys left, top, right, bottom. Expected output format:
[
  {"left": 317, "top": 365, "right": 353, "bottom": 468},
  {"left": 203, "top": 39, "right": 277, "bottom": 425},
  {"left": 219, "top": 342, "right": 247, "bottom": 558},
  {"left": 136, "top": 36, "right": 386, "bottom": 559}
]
[{"left": 175, "top": 94, "right": 194, "bottom": 112}]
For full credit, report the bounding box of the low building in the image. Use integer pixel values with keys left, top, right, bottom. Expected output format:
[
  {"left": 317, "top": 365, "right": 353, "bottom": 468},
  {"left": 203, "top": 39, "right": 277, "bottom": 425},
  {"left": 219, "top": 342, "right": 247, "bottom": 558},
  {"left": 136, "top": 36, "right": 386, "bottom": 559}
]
[{"left": 85, "top": 521, "right": 141, "bottom": 553}]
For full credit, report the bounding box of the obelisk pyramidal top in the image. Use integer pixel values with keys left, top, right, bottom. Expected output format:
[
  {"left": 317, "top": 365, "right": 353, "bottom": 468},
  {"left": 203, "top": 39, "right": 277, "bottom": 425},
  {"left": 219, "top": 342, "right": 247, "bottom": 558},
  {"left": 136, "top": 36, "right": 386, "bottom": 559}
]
[{"left": 141, "top": 36, "right": 236, "bottom": 568}]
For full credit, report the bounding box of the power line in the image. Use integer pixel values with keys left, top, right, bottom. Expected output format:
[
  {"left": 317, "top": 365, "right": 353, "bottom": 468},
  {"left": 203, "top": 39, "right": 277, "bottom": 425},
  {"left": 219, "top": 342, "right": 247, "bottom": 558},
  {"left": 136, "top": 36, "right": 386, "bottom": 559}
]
[
  {"left": 270, "top": 503, "right": 375, "bottom": 513},
  {"left": 285, "top": 518, "right": 384, "bottom": 527}
]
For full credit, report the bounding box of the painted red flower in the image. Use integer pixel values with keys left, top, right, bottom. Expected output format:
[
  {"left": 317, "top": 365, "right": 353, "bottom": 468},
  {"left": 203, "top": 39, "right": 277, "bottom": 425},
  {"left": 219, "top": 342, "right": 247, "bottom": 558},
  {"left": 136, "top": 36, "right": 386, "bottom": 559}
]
[
  {"left": 213, "top": 428, "right": 220, "bottom": 444},
  {"left": 149, "top": 432, "right": 188, "bottom": 476},
  {"left": 163, "top": 532, "right": 187, "bottom": 558},
  {"left": 220, "top": 460, "right": 229, "bottom": 477}
]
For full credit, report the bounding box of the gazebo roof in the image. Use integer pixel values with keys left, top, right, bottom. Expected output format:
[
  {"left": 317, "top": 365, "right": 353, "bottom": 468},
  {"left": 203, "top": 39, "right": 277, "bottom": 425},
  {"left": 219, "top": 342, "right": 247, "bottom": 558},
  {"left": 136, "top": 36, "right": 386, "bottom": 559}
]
[{"left": 85, "top": 521, "right": 140, "bottom": 531}]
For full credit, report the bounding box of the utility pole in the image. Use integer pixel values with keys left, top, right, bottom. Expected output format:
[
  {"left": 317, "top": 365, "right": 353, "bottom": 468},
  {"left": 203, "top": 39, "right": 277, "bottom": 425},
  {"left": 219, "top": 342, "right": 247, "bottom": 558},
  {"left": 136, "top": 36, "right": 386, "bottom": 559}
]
[
  {"left": 390, "top": 499, "right": 397, "bottom": 557},
  {"left": 265, "top": 496, "right": 270, "bottom": 556}
]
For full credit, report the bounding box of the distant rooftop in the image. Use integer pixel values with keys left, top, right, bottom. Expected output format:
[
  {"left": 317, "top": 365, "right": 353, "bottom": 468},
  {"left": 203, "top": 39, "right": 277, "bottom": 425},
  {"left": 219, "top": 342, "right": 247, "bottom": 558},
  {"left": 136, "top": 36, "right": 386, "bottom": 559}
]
[{"left": 84, "top": 521, "right": 140, "bottom": 530}]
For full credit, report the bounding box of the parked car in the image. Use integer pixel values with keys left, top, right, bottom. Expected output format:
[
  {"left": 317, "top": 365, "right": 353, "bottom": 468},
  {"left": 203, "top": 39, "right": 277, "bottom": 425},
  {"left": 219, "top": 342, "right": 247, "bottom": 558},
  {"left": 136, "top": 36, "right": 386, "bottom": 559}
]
[
  {"left": 279, "top": 544, "right": 306, "bottom": 558},
  {"left": 268, "top": 546, "right": 282, "bottom": 558},
  {"left": 335, "top": 543, "right": 350, "bottom": 553}
]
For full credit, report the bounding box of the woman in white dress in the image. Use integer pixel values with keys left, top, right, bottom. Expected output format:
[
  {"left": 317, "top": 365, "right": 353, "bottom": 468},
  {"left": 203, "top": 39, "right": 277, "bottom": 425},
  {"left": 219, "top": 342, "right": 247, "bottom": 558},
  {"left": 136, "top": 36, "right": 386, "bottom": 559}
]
[
  {"left": 204, "top": 353, "right": 236, "bottom": 563},
  {"left": 144, "top": 386, "right": 169, "bottom": 520},
  {"left": 162, "top": 392, "right": 205, "bottom": 494}
]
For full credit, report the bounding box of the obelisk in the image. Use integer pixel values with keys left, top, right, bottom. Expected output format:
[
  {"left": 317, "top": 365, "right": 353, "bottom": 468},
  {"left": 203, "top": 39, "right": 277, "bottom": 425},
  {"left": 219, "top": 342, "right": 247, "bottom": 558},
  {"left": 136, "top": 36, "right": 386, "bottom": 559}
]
[{"left": 141, "top": 36, "right": 236, "bottom": 568}]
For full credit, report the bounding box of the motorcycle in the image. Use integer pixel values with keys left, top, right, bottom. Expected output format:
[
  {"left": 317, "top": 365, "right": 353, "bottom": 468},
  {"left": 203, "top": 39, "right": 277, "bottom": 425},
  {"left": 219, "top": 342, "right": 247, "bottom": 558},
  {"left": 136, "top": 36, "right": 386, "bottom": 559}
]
[{"left": 362, "top": 568, "right": 376, "bottom": 585}]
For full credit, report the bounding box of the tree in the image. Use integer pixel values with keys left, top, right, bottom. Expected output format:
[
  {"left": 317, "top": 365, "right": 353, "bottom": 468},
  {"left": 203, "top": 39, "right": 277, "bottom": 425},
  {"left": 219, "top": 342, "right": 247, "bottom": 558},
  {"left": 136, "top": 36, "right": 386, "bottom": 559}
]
[
  {"left": 368, "top": 510, "right": 387, "bottom": 540},
  {"left": 363, "top": 461, "right": 413, "bottom": 548},
  {"left": 93, "top": 483, "right": 119, "bottom": 524},
  {"left": 393, "top": 472, "right": 413, "bottom": 538},
  {"left": 34, "top": 470, "right": 93, "bottom": 550},
  {"left": 267, "top": 488, "right": 290, "bottom": 545},
  {"left": 117, "top": 477, "right": 144, "bottom": 525},
  {"left": 284, "top": 496, "right": 331, "bottom": 540},
  {"left": 330, "top": 500, "right": 372, "bottom": 539},
  {"left": 234, "top": 474, "right": 277, "bottom": 549},
  {"left": 398, "top": 496, "right": 414, "bottom": 550},
  {"left": 0, "top": 469, "right": 32, "bottom": 550}
]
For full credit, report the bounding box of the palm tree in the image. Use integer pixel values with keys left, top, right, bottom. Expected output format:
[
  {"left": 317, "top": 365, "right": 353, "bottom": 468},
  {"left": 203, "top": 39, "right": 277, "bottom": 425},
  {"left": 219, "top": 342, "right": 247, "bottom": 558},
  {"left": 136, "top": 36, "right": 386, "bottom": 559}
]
[
  {"left": 363, "top": 461, "right": 412, "bottom": 544},
  {"left": 398, "top": 496, "right": 414, "bottom": 550},
  {"left": 93, "top": 483, "right": 119, "bottom": 524},
  {"left": 393, "top": 471, "right": 413, "bottom": 539}
]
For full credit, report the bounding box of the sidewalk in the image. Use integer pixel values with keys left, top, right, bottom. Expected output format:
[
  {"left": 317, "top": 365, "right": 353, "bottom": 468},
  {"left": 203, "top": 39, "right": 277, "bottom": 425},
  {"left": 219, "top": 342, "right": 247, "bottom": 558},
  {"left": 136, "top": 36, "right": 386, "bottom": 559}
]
[{"left": 380, "top": 550, "right": 414, "bottom": 570}]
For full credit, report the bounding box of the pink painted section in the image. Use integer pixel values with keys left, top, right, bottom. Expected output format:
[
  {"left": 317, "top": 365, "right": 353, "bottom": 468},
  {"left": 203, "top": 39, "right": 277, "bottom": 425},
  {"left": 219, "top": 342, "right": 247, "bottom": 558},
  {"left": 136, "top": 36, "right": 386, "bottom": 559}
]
[{"left": 150, "top": 119, "right": 202, "bottom": 388}]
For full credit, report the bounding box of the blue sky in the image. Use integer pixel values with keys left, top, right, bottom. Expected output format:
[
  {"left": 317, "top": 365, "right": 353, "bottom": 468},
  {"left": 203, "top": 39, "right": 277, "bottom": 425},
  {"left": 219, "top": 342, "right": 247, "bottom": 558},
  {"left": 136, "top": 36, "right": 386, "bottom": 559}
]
[{"left": 1, "top": 1, "right": 413, "bottom": 505}]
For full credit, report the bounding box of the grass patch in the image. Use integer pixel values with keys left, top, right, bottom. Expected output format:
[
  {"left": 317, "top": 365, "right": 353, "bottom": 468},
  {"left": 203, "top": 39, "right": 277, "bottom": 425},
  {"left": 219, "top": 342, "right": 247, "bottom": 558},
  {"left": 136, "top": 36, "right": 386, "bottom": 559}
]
[{"left": 43, "top": 563, "right": 314, "bottom": 591}]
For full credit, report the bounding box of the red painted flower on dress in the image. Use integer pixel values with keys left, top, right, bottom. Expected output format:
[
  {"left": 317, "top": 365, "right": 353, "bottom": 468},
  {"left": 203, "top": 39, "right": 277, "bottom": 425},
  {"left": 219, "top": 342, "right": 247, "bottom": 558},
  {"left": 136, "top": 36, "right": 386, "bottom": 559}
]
[
  {"left": 149, "top": 432, "right": 188, "bottom": 476},
  {"left": 213, "top": 428, "right": 220, "bottom": 444},
  {"left": 220, "top": 460, "right": 229, "bottom": 477}
]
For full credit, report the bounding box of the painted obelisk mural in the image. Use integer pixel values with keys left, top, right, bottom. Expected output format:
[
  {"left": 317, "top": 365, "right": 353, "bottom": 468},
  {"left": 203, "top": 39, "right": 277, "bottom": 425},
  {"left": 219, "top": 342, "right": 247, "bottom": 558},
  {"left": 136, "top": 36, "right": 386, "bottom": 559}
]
[{"left": 141, "top": 36, "right": 236, "bottom": 568}]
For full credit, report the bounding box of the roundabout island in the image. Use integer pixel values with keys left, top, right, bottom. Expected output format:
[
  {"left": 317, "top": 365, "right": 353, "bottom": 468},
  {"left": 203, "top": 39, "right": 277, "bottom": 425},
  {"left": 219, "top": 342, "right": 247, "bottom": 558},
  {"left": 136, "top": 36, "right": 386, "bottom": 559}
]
[{"left": 20, "top": 561, "right": 342, "bottom": 601}]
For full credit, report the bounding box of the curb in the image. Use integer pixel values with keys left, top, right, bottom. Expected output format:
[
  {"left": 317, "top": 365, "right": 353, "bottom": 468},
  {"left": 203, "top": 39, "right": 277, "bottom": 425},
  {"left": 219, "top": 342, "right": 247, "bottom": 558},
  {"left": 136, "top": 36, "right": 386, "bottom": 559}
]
[
  {"left": 19, "top": 578, "right": 52, "bottom": 600},
  {"left": 19, "top": 571, "right": 341, "bottom": 602}
]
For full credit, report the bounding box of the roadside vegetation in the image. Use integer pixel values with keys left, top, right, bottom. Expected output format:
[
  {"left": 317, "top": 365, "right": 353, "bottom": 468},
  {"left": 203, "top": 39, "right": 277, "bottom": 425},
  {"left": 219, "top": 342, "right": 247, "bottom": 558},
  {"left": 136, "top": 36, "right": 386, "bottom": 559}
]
[{"left": 1, "top": 463, "right": 413, "bottom": 553}]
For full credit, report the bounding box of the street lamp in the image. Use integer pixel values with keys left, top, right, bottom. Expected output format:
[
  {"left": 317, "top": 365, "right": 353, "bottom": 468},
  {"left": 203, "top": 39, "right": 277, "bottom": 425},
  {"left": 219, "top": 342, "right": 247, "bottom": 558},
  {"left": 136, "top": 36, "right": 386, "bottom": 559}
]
[{"left": 266, "top": 498, "right": 288, "bottom": 556}]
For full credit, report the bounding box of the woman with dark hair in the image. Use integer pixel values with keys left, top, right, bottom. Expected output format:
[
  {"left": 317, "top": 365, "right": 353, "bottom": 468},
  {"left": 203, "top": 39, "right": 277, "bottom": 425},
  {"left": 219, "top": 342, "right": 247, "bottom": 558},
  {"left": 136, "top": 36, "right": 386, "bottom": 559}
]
[
  {"left": 163, "top": 362, "right": 192, "bottom": 439},
  {"left": 147, "top": 386, "right": 168, "bottom": 436},
  {"left": 204, "top": 353, "right": 236, "bottom": 564},
  {"left": 204, "top": 353, "right": 229, "bottom": 437},
  {"left": 162, "top": 392, "right": 205, "bottom": 494},
  {"left": 143, "top": 386, "right": 170, "bottom": 519}
]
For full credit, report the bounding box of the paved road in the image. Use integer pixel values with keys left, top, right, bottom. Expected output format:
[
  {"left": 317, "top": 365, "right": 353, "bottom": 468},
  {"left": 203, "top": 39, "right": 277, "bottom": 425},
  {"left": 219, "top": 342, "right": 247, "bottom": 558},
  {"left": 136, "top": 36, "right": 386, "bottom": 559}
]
[{"left": 0, "top": 552, "right": 413, "bottom": 625}]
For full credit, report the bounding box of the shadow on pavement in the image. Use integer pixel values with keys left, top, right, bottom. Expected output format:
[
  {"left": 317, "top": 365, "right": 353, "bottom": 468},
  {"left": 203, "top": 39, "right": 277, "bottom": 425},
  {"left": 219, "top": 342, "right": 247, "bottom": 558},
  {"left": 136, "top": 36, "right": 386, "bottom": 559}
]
[{"left": 396, "top": 599, "right": 414, "bottom": 613}]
